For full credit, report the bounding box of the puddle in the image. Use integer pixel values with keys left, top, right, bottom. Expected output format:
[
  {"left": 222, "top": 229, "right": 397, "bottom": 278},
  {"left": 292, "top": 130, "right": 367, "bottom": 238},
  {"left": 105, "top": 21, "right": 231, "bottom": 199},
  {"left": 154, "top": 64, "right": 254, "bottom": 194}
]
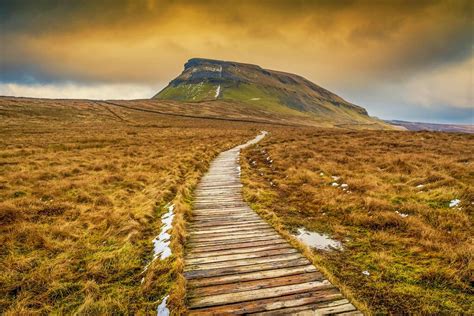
[
  {"left": 157, "top": 295, "right": 169, "bottom": 316},
  {"left": 294, "top": 227, "right": 343, "bottom": 251}
]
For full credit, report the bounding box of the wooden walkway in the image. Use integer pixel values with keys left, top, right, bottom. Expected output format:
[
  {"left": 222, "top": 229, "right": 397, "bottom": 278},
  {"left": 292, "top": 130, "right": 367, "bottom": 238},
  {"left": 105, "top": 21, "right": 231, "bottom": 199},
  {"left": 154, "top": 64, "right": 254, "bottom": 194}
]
[{"left": 184, "top": 132, "right": 361, "bottom": 315}]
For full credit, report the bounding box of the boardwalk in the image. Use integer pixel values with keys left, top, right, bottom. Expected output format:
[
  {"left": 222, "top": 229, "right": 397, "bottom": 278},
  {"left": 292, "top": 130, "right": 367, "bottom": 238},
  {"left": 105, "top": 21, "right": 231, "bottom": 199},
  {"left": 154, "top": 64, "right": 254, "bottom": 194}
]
[{"left": 184, "top": 132, "right": 361, "bottom": 315}]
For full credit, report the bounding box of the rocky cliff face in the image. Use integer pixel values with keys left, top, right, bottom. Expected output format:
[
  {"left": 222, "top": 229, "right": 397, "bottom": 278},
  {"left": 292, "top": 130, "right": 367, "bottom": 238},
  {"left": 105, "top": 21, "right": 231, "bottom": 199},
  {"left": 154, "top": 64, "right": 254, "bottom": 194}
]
[{"left": 154, "top": 58, "right": 369, "bottom": 121}]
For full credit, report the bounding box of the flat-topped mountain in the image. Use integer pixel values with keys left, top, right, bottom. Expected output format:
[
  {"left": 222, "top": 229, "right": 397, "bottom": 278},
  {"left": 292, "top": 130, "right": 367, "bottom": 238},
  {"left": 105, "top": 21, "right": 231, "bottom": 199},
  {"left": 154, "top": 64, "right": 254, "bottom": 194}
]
[{"left": 153, "top": 58, "right": 385, "bottom": 127}]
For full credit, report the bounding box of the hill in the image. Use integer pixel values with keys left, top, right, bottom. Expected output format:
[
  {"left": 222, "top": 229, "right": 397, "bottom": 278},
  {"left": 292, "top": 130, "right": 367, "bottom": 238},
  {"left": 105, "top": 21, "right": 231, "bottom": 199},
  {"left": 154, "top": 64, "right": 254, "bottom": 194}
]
[
  {"left": 154, "top": 58, "right": 391, "bottom": 128},
  {"left": 387, "top": 120, "right": 474, "bottom": 133}
]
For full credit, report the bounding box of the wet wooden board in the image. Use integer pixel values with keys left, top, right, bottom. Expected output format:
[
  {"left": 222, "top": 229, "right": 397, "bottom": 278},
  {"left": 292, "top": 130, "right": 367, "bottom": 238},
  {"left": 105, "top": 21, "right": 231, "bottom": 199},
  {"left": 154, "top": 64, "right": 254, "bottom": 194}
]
[{"left": 184, "top": 132, "right": 361, "bottom": 315}]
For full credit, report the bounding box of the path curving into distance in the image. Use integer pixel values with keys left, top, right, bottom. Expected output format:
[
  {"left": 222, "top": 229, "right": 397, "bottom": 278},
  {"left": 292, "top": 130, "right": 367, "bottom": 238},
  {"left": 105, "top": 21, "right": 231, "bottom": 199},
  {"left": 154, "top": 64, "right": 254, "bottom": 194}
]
[{"left": 184, "top": 131, "right": 361, "bottom": 315}]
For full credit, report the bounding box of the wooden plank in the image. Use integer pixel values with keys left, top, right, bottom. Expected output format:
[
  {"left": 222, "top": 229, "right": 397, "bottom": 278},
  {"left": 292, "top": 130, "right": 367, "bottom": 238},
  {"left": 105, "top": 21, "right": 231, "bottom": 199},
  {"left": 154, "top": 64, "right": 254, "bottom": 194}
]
[
  {"left": 190, "top": 220, "right": 264, "bottom": 229},
  {"left": 276, "top": 301, "right": 356, "bottom": 316},
  {"left": 191, "top": 223, "right": 269, "bottom": 234},
  {"left": 189, "top": 280, "right": 333, "bottom": 308},
  {"left": 249, "top": 299, "right": 352, "bottom": 315},
  {"left": 189, "top": 272, "right": 324, "bottom": 298},
  {"left": 187, "top": 238, "right": 287, "bottom": 253},
  {"left": 192, "top": 212, "right": 257, "bottom": 219},
  {"left": 193, "top": 212, "right": 263, "bottom": 223},
  {"left": 189, "top": 228, "right": 276, "bottom": 240},
  {"left": 188, "top": 265, "right": 318, "bottom": 288},
  {"left": 191, "top": 214, "right": 261, "bottom": 222},
  {"left": 187, "top": 243, "right": 292, "bottom": 259},
  {"left": 188, "top": 290, "right": 343, "bottom": 315},
  {"left": 190, "top": 219, "right": 264, "bottom": 228},
  {"left": 188, "top": 232, "right": 279, "bottom": 245},
  {"left": 185, "top": 253, "right": 304, "bottom": 271},
  {"left": 191, "top": 207, "right": 254, "bottom": 213},
  {"left": 186, "top": 248, "right": 299, "bottom": 265},
  {"left": 184, "top": 258, "right": 311, "bottom": 279}
]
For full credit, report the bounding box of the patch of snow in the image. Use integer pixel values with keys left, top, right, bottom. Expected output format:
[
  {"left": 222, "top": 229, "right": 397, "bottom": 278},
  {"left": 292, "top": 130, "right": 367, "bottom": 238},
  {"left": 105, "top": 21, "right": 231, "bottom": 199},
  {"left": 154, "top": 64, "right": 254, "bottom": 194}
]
[
  {"left": 416, "top": 184, "right": 424, "bottom": 188},
  {"left": 362, "top": 270, "right": 370, "bottom": 276},
  {"left": 331, "top": 182, "right": 339, "bottom": 187},
  {"left": 294, "top": 227, "right": 343, "bottom": 251},
  {"left": 340, "top": 183, "right": 348, "bottom": 188},
  {"left": 215, "top": 85, "right": 221, "bottom": 98},
  {"left": 157, "top": 295, "right": 169, "bottom": 316},
  {"left": 153, "top": 204, "right": 174, "bottom": 260},
  {"left": 395, "top": 211, "right": 409, "bottom": 218},
  {"left": 142, "top": 203, "right": 175, "bottom": 276},
  {"left": 449, "top": 199, "right": 461, "bottom": 208},
  {"left": 250, "top": 97, "right": 261, "bottom": 101}
]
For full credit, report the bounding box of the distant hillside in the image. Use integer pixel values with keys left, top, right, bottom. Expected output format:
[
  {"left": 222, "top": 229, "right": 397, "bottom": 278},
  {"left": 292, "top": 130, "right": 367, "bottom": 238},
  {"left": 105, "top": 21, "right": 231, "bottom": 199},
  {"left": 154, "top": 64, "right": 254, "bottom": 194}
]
[
  {"left": 154, "top": 58, "right": 391, "bottom": 128},
  {"left": 387, "top": 120, "right": 474, "bottom": 134}
]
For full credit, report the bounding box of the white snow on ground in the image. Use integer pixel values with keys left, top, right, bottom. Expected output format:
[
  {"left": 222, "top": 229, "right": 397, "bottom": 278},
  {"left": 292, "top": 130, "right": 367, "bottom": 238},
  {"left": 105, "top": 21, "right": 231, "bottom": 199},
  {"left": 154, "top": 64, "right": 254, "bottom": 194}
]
[
  {"left": 250, "top": 97, "right": 261, "bottom": 100},
  {"left": 154, "top": 204, "right": 175, "bottom": 260},
  {"left": 340, "top": 183, "right": 349, "bottom": 188},
  {"left": 215, "top": 85, "right": 221, "bottom": 98},
  {"left": 141, "top": 203, "right": 175, "bottom": 278},
  {"left": 362, "top": 270, "right": 370, "bottom": 276},
  {"left": 416, "top": 184, "right": 424, "bottom": 188},
  {"left": 331, "top": 182, "right": 339, "bottom": 187},
  {"left": 157, "top": 295, "right": 169, "bottom": 316},
  {"left": 449, "top": 199, "right": 461, "bottom": 208},
  {"left": 395, "top": 211, "right": 409, "bottom": 218}
]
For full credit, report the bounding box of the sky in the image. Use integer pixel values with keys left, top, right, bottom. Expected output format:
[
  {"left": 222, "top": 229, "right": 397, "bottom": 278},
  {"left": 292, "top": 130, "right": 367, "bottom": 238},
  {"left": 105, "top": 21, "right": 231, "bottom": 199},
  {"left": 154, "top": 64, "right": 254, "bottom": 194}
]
[{"left": 0, "top": 0, "right": 472, "bottom": 124}]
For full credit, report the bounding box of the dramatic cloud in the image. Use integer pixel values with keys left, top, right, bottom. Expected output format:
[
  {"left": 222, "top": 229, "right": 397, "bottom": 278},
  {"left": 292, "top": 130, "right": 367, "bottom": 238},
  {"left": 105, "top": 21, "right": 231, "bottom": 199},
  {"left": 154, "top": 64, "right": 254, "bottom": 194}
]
[{"left": 0, "top": 0, "right": 472, "bottom": 123}]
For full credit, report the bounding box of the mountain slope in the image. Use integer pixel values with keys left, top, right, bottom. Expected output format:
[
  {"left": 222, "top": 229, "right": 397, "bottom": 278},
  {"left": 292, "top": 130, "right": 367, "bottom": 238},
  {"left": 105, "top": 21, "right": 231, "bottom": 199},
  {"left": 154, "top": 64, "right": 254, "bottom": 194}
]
[{"left": 154, "top": 58, "right": 388, "bottom": 127}]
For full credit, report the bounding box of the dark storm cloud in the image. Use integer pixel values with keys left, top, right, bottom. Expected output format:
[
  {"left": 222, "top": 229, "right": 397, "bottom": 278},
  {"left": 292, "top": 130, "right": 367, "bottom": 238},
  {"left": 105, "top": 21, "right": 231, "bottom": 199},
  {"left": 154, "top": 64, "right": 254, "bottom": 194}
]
[
  {"left": 0, "top": 0, "right": 472, "bottom": 123},
  {"left": 1, "top": 0, "right": 472, "bottom": 83}
]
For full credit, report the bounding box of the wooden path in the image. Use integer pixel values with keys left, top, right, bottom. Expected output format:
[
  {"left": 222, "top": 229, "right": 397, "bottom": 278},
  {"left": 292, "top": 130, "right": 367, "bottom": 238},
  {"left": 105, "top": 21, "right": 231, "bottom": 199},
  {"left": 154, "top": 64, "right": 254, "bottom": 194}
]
[{"left": 184, "top": 132, "right": 361, "bottom": 315}]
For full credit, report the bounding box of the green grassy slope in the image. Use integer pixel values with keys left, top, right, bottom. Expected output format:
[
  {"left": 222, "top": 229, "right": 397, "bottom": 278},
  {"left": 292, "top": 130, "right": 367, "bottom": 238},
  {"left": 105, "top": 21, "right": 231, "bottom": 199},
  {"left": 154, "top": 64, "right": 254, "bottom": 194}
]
[{"left": 154, "top": 58, "right": 392, "bottom": 129}]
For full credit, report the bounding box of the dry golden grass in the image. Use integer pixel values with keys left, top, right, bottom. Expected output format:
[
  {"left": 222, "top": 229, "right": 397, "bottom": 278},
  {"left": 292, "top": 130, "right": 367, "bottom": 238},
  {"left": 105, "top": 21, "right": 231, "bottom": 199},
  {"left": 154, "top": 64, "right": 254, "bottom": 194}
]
[
  {"left": 0, "top": 97, "right": 258, "bottom": 314},
  {"left": 241, "top": 128, "right": 473, "bottom": 314}
]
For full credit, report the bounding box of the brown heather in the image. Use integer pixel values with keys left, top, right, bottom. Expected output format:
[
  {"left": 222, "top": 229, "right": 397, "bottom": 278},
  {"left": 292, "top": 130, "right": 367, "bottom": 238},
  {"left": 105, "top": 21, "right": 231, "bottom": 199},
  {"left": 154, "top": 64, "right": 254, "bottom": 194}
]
[
  {"left": 1, "top": 96, "right": 472, "bottom": 314},
  {"left": 241, "top": 128, "right": 473, "bottom": 314},
  {"left": 0, "top": 97, "right": 258, "bottom": 314}
]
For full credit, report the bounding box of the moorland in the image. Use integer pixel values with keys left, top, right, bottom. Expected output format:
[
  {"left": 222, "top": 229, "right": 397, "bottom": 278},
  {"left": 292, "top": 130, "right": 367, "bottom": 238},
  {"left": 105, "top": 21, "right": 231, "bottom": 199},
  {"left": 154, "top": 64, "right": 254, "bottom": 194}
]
[
  {"left": 0, "top": 96, "right": 260, "bottom": 314},
  {"left": 241, "top": 128, "right": 473, "bottom": 314}
]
